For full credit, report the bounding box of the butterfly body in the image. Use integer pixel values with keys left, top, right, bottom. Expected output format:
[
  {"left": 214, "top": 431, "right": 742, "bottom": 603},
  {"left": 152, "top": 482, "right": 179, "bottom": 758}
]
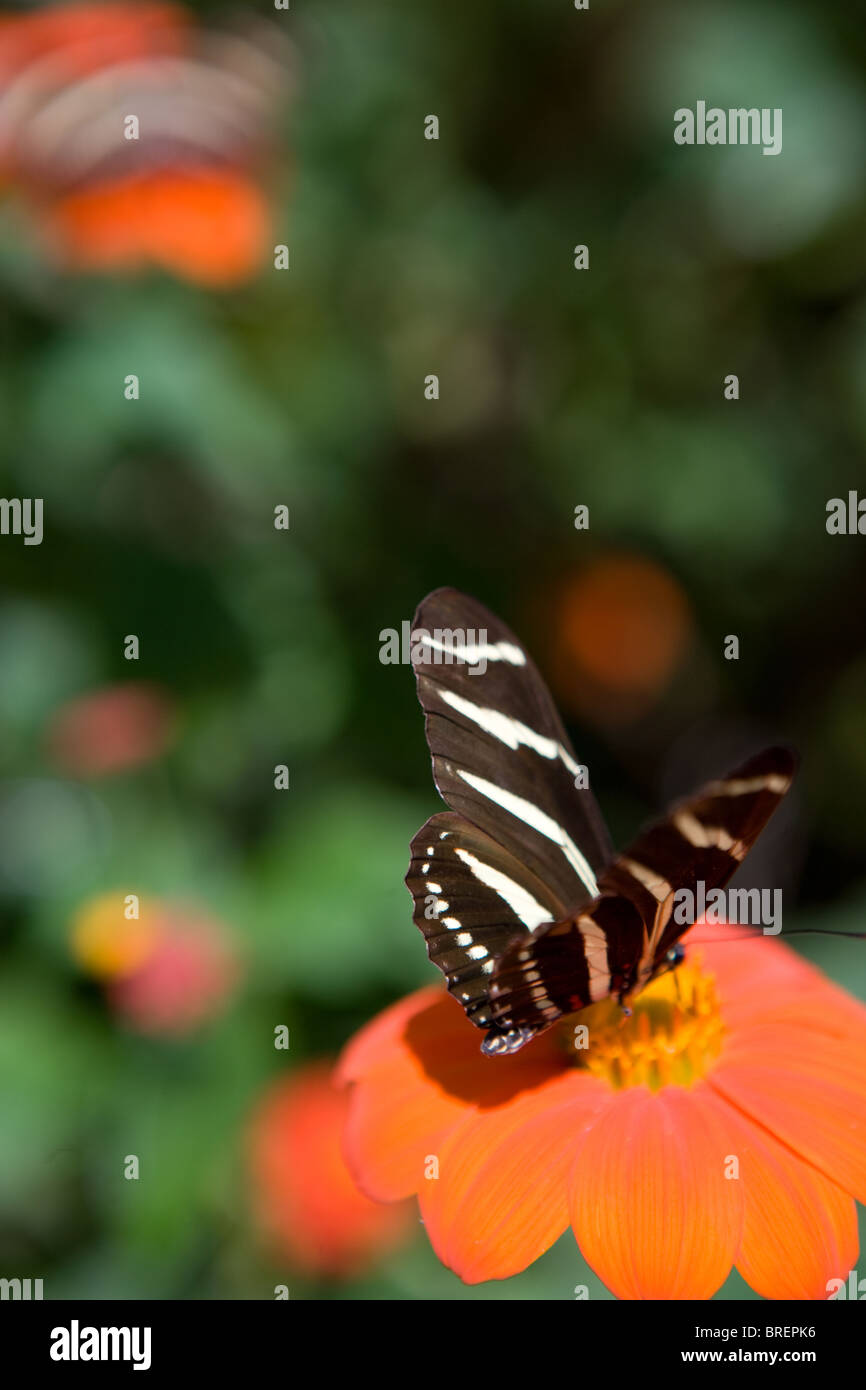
[{"left": 406, "top": 588, "right": 795, "bottom": 1056}]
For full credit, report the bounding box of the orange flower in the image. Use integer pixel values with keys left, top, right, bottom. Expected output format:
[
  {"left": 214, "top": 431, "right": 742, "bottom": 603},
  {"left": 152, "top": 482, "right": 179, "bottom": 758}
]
[
  {"left": 338, "top": 924, "right": 866, "bottom": 1298},
  {"left": 0, "top": 3, "right": 288, "bottom": 287},
  {"left": 44, "top": 169, "right": 269, "bottom": 288},
  {"left": 547, "top": 555, "right": 694, "bottom": 725},
  {"left": 0, "top": 3, "right": 187, "bottom": 82},
  {"left": 248, "top": 1064, "right": 412, "bottom": 1280}
]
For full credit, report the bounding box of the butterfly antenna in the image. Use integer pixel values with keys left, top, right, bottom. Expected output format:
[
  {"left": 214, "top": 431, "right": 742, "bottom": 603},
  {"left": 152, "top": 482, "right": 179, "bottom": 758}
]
[
  {"left": 694, "top": 927, "right": 866, "bottom": 945},
  {"left": 779, "top": 928, "right": 866, "bottom": 940}
]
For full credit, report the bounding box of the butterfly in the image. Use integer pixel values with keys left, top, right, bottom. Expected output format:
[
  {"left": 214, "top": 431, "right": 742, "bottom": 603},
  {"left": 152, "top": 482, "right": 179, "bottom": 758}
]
[{"left": 405, "top": 587, "right": 796, "bottom": 1056}]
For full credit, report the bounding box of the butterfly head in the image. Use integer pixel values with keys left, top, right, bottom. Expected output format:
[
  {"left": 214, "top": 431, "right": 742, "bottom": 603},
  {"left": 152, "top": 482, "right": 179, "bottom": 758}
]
[
  {"left": 664, "top": 942, "right": 686, "bottom": 970},
  {"left": 622, "top": 940, "right": 687, "bottom": 1009},
  {"left": 639, "top": 939, "right": 686, "bottom": 995}
]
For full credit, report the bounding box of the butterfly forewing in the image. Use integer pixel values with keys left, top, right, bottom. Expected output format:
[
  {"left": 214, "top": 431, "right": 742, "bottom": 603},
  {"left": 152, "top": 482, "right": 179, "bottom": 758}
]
[
  {"left": 406, "top": 587, "right": 615, "bottom": 1053},
  {"left": 410, "top": 588, "right": 613, "bottom": 911}
]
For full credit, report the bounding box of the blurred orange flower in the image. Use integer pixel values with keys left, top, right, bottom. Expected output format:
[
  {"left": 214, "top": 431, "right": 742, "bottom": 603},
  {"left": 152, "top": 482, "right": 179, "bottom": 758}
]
[
  {"left": 71, "top": 889, "right": 160, "bottom": 979},
  {"left": 338, "top": 924, "right": 866, "bottom": 1298},
  {"left": 47, "top": 681, "right": 174, "bottom": 776},
  {"left": 46, "top": 168, "right": 268, "bottom": 287},
  {"left": 248, "top": 1063, "right": 412, "bottom": 1280},
  {"left": 0, "top": 2, "right": 186, "bottom": 79},
  {"left": 549, "top": 554, "right": 693, "bottom": 724},
  {"left": 0, "top": 2, "right": 291, "bottom": 286},
  {"left": 72, "top": 894, "right": 239, "bottom": 1034}
]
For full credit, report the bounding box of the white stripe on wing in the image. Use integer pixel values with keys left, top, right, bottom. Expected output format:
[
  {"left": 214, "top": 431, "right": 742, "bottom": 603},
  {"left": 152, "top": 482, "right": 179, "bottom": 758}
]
[
  {"left": 453, "top": 846, "right": 552, "bottom": 930},
  {"left": 438, "top": 688, "right": 582, "bottom": 779},
  {"left": 418, "top": 633, "right": 526, "bottom": 666},
  {"left": 457, "top": 769, "right": 599, "bottom": 897}
]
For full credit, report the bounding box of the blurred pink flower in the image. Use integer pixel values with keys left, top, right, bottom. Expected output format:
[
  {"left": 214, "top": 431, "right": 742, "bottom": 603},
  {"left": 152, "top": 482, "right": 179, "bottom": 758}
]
[
  {"left": 47, "top": 682, "right": 174, "bottom": 776},
  {"left": 104, "top": 902, "right": 239, "bottom": 1036}
]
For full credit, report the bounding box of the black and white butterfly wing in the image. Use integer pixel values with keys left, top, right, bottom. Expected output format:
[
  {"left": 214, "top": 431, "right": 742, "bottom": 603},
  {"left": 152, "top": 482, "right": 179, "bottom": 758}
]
[
  {"left": 407, "top": 811, "right": 566, "bottom": 1035},
  {"left": 411, "top": 588, "right": 613, "bottom": 906},
  {"left": 600, "top": 743, "right": 798, "bottom": 976},
  {"left": 486, "top": 745, "right": 797, "bottom": 1038},
  {"left": 405, "top": 588, "right": 614, "bottom": 1050}
]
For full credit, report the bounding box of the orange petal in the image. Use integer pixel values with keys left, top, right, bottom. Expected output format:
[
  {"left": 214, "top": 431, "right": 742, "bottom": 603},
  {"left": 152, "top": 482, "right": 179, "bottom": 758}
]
[
  {"left": 337, "top": 987, "right": 443, "bottom": 1083},
  {"left": 709, "top": 1030, "right": 866, "bottom": 1204},
  {"left": 145, "top": 170, "right": 268, "bottom": 286},
  {"left": 700, "top": 1088, "right": 858, "bottom": 1300},
  {"left": 692, "top": 928, "right": 866, "bottom": 1038},
  {"left": 420, "top": 1070, "right": 612, "bottom": 1284},
  {"left": 49, "top": 170, "right": 268, "bottom": 288},
  {"left": 342, "top": 1047, "right": 474, "bottom": 1203},
  {"left": 339, "top": 989, "right": 567, "bottom": 1203},
  {"left": 569, "top": 1083, "right": 743, "bottom": 1299}
]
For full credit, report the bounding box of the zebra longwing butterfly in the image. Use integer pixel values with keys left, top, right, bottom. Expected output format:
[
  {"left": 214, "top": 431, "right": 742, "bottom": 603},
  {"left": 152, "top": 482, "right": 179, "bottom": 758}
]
[{"left": 405, "top": 588, "right": 795, "bottom": 1056}]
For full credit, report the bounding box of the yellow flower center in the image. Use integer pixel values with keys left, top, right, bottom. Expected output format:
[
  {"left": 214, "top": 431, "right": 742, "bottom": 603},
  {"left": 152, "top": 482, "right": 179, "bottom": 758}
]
[{"left": 560, "top": 959, "right": 724, "bottom": 1091}]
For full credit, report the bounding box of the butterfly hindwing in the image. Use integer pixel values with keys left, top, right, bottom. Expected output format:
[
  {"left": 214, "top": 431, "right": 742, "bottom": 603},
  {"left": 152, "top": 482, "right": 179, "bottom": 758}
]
[
  {"left": 486, "top": 746, "right": 797, "bottom": 1039},
  {"left": 487, "top": 893, "right": 646, "bottom": 1037},
  {"left": 602, "top": 744, "right": 798, "bottom": 971},
  {"left": 407, "top": 811, "right": 564, "bottom": 1031}
]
